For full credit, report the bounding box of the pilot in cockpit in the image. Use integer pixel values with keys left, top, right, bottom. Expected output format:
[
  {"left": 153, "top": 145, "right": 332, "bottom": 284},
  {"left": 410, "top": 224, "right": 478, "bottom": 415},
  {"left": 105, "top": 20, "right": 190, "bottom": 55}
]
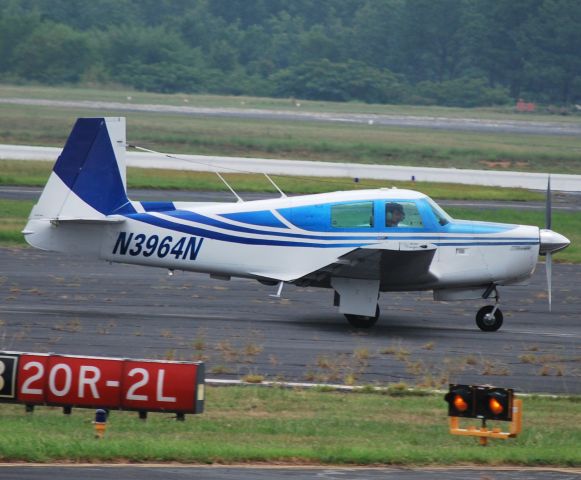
[{"left": 386, "top": 202, "right": 405, "bottom": 227}]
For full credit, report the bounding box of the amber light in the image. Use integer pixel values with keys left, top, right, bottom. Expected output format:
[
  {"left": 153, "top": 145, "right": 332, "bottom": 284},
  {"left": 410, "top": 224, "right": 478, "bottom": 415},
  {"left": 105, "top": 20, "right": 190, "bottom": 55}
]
[
  {"left": 489, "top": 397, "right": 504, "bottom": 415},
  {"left": 453, "top": 395, "right": 469, "bottom": 412}
]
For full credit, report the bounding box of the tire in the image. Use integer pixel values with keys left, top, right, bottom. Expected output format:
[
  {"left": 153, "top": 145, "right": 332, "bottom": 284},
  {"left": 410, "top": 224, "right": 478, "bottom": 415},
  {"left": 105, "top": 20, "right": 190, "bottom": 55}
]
[
  {"left": 476, "top": 305, "right": 503, "bottom": 332},
  {"left": 345, "top": 306, "right": 380, "bottom": 328}
]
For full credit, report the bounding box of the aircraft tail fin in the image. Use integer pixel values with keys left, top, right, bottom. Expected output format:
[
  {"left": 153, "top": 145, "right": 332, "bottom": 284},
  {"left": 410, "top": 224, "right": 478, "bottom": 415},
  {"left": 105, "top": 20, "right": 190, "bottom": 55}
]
[
  {"left": 27, "top": 117, "right": 134, "bottom": 222},
  {"left": 24, "top": 117, "right": 134, "bottom": 251}
]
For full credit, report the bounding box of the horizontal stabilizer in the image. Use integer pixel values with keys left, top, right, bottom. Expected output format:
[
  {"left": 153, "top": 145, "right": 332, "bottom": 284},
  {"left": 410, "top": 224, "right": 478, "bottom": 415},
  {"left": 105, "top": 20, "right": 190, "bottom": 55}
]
[{"left": 41, "top": 217, "right": 125, "bottom": 225}]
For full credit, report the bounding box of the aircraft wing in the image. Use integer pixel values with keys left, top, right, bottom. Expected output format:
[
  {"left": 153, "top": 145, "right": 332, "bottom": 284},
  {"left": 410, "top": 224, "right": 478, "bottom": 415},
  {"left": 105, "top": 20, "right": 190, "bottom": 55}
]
[{"left": 289, "top": 240, "right": 438, "bottom": 290}]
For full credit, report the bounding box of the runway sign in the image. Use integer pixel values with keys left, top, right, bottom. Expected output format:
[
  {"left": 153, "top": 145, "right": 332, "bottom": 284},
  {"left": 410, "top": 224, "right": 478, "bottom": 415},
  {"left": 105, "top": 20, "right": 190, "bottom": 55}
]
[{"left": 0, "top": 351, "right": 204, "bottom": 414}]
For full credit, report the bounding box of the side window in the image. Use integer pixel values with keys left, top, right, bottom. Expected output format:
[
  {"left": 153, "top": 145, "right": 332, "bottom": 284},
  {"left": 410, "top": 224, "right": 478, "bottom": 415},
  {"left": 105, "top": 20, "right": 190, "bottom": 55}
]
[
  {"left": 331, "top": 202, "right": 374, "bottom": 228},
  {"left": 385, "top": 201, "right": 424, "bottom": 228},
  {"left": 427, "top": 199, "right": 451, "bottom": 226}
]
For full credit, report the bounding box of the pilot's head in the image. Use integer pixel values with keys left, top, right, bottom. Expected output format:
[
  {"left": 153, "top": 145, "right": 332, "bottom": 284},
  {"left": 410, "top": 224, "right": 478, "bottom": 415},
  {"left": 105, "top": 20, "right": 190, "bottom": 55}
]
[{"left": 386, "top": 202, "right": 405, "bottom": 226}]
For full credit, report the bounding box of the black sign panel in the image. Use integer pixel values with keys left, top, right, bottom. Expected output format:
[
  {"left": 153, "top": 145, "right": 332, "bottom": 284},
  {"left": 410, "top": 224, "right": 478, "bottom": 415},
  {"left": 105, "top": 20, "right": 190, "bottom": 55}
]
[{"left": 0, "top": 354, "right": 19, "bottom": 399}]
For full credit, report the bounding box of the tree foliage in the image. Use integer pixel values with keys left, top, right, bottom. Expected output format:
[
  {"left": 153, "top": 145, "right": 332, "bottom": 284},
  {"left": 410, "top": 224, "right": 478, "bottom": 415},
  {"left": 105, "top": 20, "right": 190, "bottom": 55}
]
[{"left": 0, "top": 0, "right": 579, "bottom": 106}]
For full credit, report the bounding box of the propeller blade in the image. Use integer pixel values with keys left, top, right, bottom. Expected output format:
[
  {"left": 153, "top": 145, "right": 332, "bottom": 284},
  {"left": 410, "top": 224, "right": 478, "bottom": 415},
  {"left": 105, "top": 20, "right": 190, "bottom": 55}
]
[
  {"left": 545, "top": 175, "right": 553, "bottom": 312},
  {"left": 546, "top": 252, "right": 552, "bottom": 312},
  {"left": 545, "top": 175, "right": 552, "bottom": 230}
]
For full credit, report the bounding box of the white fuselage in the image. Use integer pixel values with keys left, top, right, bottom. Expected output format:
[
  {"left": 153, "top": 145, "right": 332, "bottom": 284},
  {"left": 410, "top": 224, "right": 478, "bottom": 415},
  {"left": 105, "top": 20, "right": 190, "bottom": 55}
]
[{"left": 27, "top": 189, "right": 540, "bottom": 292}]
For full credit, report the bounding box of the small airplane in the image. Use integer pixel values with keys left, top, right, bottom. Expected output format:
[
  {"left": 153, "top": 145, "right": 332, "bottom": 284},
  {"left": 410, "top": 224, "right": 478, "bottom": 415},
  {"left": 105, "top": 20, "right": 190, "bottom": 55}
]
[{"left": 24, "top": 117, "right": 570, "bottom": 331}]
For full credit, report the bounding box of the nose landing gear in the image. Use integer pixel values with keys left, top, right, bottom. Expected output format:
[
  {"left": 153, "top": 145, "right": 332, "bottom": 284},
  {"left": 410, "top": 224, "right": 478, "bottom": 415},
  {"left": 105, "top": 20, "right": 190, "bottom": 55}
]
[
  {"left": 476, "top": 305, "right": 503, "bottom": 332},
  {"left": 476, "top": 286, "right": 503, "bottom": 332}
]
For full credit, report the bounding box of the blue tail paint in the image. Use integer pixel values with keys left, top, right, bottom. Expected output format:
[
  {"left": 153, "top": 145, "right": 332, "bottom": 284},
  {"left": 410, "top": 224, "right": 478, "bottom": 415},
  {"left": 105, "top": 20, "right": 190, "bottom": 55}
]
[{"left": 52, "top": 118, "right": 134, "bottom": 215}]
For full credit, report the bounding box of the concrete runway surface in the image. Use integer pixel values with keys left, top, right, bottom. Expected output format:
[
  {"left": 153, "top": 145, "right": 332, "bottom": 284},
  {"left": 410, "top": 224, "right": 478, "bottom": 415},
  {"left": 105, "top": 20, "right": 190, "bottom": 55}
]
[
  {"left": 0, "top": 247, "right": 579, "bottom": 395},
  {"left": 0, "top": 465, "right": 579, "bottom": 480}
]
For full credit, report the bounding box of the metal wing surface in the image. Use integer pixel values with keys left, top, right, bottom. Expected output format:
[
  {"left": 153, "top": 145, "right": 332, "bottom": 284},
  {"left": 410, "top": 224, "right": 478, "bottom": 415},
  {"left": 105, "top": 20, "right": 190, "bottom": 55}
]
[{"left": 291, "top": 241, "right": 438, "bottom": 291}]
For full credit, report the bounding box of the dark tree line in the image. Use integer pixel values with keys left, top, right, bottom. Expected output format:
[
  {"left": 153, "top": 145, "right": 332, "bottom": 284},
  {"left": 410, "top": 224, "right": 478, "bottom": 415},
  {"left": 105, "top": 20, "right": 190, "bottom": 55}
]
[{"left": 1, "top": 0, "right": 580, "bottom": 107}]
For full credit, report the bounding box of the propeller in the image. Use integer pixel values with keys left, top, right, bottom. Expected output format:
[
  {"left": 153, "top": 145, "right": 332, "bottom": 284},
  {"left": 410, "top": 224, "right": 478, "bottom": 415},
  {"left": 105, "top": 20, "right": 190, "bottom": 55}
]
[
  {"left": 545, "top": 175, "right": 552, "bottom": 312},
  {"left": 539, "top": 176, "right": 570, "bottom": 312}
]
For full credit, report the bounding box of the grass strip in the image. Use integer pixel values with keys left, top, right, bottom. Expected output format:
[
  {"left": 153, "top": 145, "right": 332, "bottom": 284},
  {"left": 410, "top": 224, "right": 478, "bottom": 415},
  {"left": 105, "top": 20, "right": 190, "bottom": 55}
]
[
  {"left": 0, "top": 387, "right": 579, "bottom": 465},
  {"left": 0, "top": 199, "right": 34, "bottom": 246}
]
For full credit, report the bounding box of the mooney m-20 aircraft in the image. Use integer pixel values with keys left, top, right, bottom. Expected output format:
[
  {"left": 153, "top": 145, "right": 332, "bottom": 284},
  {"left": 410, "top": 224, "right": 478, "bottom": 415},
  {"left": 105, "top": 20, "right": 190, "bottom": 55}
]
[{"left": 24, "top": 118, "right": 570, "bottom": 331}]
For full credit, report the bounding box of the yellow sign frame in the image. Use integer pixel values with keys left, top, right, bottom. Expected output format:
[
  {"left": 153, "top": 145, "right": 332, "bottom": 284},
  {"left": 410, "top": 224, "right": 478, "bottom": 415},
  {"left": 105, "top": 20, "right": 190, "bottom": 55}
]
[{"left": 449, "top": 398, "right": 522, "bottom": 446}]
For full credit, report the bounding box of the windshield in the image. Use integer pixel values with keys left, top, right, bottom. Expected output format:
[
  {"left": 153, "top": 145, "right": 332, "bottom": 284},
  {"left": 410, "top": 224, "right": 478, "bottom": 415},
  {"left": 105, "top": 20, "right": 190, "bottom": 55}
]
[{"left": 427, "top": 198, "right": 452, "bottom": 226}]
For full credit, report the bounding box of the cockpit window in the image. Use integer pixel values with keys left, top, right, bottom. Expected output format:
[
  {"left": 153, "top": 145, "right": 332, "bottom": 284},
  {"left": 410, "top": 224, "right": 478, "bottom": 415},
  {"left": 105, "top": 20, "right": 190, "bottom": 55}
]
[
  {"left": 386, "top": 201, "right": 423, "bottom": 228},
  {"left": 331, "top": 202, "right": 374, "bottom": 228},
  {"left": 427, "top": 198, "right": 452, "bottom": 226}
]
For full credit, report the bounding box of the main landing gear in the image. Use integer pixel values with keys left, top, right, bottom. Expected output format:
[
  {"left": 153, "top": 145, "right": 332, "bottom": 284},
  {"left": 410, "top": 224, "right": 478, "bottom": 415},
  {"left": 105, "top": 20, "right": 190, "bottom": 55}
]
[{"left": 345, "top": 305, "right": 380, "bottom": 329}]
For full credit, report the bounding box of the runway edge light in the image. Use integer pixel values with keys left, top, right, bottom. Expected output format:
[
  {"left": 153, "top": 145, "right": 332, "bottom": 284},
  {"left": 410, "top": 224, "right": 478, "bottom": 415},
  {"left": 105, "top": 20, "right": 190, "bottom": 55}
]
[
  {"left": 476, "top": 386, "right": 513, "bottom": 422},
  {"left": 445, "top": 384, "right": 522, "bottom": 446},
  {"left": 444, "top": 384, "right": 475, "bottom": 418},
  {"left": 93, "top": 409, "right": 107, "bottom": 439}
]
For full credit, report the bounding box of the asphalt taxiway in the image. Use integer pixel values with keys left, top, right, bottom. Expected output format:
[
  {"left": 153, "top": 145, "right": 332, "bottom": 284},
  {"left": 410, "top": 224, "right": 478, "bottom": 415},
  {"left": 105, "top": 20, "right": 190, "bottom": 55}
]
[
  {"left": 0, "top": 465, "right": 579, "bottom": 480},
  {"left": 0, "top": 247, "right": 579, "bottom": 395},
  {"left": 1, "top": 187, "right": 579, "bottom": 393},
  {"left": 1, "top": 196, "right": 579, "bottom": 479}
]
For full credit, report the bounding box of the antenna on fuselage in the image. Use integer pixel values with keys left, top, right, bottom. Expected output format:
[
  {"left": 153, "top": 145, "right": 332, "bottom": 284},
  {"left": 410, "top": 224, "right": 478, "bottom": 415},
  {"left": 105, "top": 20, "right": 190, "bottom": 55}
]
[{"left": 128, "top": 144, "right": 244, "bottom": 202}]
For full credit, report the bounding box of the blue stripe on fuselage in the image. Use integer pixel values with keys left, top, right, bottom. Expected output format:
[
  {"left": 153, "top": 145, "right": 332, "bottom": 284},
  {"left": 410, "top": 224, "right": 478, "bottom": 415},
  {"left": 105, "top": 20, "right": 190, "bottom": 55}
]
[
  {"left": 446, "top": 220, "right": 515, "bottom": 235},
  {"left": 124, "top": 212, "right": 538, "bottom": 248},
  {"left": 219, "top": 210, "right": 288, "bottom": 229},
  {"left": 160, "top": 210, "right": 534, "bottom": 242},
  {"left": 129, "top": 213, "right": 370, "bottom": 248},
  {"left": 141, "top": 201, "right": 176, "bottom": 212},
  {"left": 163, "top": 210, "right": 370, "bottom": 240}
]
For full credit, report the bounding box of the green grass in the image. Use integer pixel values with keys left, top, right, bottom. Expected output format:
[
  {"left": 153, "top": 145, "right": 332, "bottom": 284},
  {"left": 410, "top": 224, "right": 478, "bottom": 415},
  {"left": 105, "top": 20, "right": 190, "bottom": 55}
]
[
  {"left": 1, "top": 86, "right": 581, "bottom": 173},
  {"left": 0, "top": 387, "right": 579, "bottom": 465},
  {"left": 0, "top": 198, "right": 33, "bottom": 245}
]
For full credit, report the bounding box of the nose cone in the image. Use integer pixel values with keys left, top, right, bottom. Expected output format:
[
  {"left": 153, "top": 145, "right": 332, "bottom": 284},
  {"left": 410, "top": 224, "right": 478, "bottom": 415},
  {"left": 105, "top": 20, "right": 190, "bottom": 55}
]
[{"left": 539, "top": 229, "right": 570, "bottom": 254}]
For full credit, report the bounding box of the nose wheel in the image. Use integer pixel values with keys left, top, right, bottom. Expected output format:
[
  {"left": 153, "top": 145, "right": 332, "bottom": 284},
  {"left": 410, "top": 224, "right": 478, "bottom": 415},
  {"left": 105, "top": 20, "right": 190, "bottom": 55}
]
[{"left": 476, "top": 305, "right": 503, "bottom": 332}]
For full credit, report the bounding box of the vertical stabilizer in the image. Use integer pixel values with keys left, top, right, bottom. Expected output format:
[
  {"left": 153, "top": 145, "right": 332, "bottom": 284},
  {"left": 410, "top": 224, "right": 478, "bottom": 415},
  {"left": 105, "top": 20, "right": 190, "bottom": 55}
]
[
  {"left": 29, "top": 117, "right": 133, "bottom": 221},
  {"left": 24, "top": 117, "right": 134, "bottom": 251}
]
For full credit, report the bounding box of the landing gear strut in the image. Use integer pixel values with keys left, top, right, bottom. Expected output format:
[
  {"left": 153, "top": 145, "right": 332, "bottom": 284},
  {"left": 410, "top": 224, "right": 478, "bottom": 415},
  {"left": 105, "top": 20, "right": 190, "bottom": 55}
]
[{"left": 345, "top": 305, "right": 380, "bottom": 329}]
